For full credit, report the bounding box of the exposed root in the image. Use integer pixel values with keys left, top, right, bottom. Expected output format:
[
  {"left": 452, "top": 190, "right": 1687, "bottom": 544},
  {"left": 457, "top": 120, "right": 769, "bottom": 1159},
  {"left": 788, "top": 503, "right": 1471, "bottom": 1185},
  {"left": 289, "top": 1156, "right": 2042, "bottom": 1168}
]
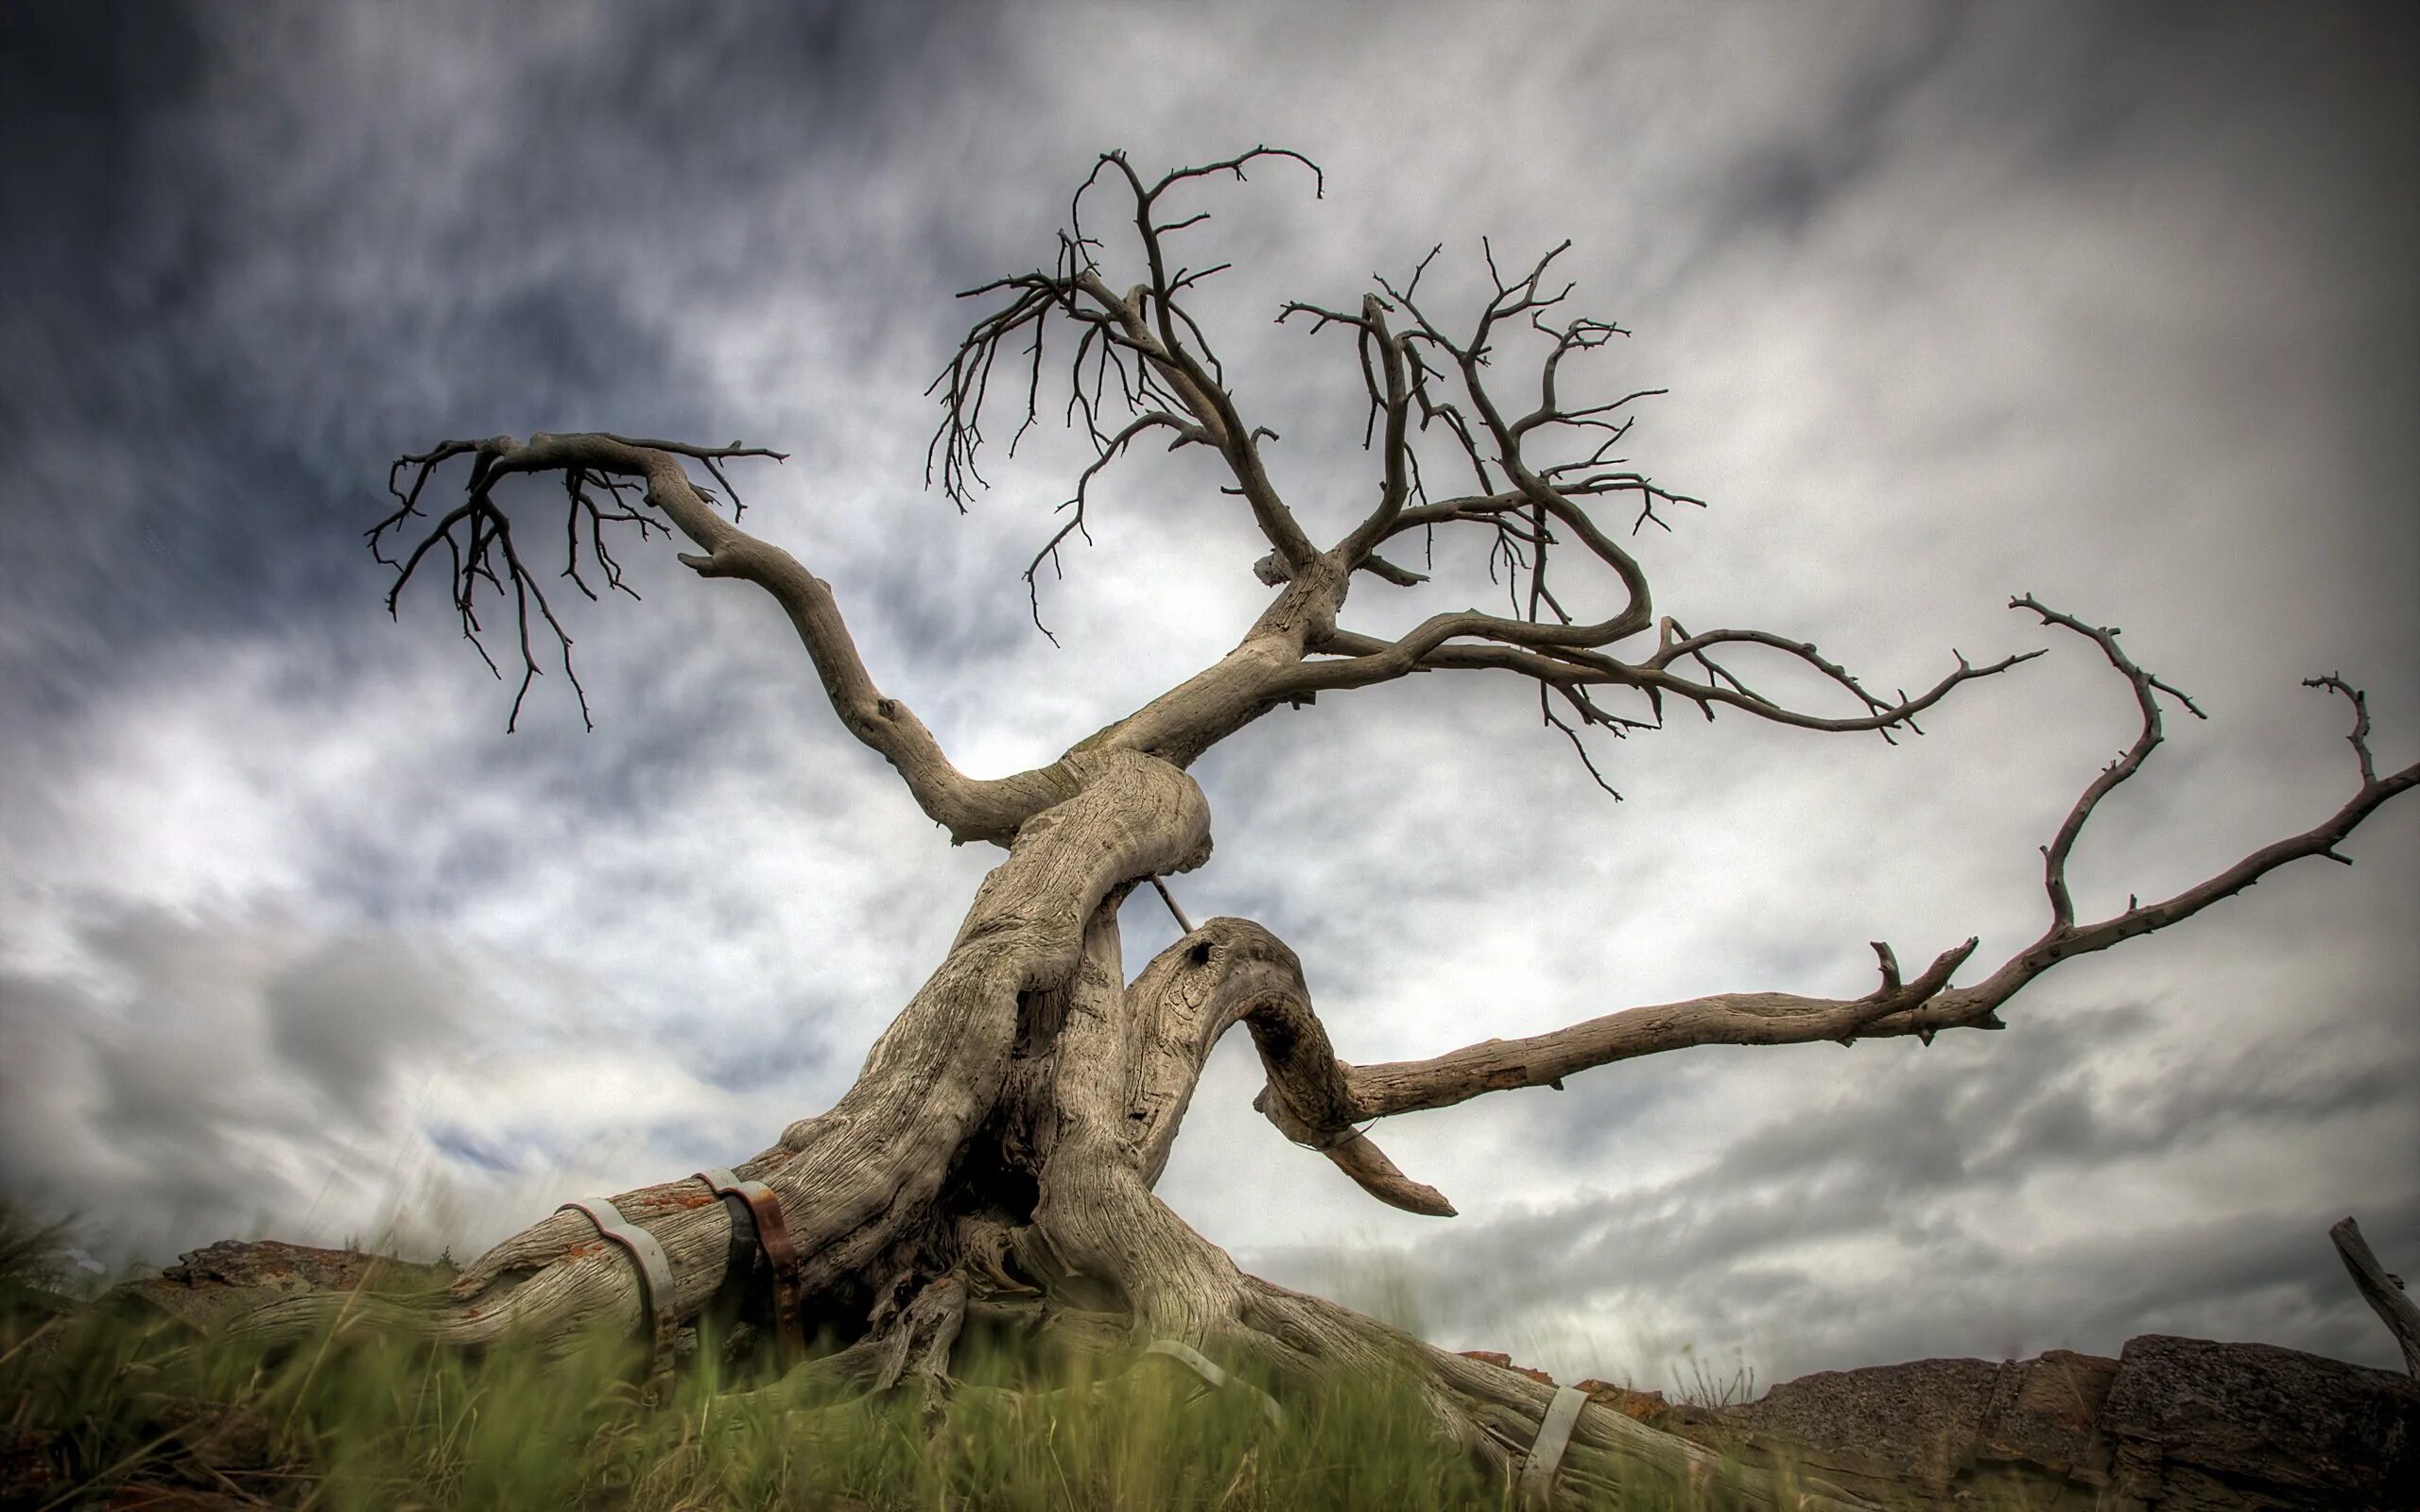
[
  {"left": 1223, "top": 1280, "right": 1876, "bottom": 1511},
  {"left": 201, "top": 757, "right": 1881, "bottom": 1508}
]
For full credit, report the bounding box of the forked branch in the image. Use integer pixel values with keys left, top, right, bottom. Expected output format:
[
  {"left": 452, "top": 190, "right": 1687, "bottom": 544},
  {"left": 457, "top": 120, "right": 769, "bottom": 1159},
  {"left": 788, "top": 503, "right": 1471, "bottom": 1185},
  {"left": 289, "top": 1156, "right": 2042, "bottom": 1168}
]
[
  {"left": 1341, "top": 936, "right": 1985, "bottom": 1122},
  {"left": 1257, "top": 238, "right": 2053, "bottom": 782},
  {"left": 371, "top": 432, "right": 1074, "bottom": 845},
  {"left": 1298, "top": 597, "right": 2413, "bottom": 1135},
  {"left": 930, "top": 146, "right": 1327, "bottom": 622}
]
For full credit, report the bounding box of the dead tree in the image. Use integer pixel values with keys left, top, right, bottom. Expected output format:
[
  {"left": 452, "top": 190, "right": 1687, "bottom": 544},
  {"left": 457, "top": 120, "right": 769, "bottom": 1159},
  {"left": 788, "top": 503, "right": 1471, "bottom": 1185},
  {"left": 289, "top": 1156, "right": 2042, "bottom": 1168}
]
[{"left": 271, "top": 150, "right": 2412, "bottom": 1508}]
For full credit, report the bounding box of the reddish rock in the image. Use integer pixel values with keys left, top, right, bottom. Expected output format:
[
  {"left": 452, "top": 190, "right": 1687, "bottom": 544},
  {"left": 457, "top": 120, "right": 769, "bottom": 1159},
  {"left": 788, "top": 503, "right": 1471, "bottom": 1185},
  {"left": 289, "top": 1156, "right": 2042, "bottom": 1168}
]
[
  {"left": 1455, "top": 1349, "right": 1556, "bottom": 1386},
  {"left": 106, "top": 1240, "right": 453, "bottom": 1333},
  {"left": 1572, "top": 1378, "right": 1672, "bottom": 1427},
  {"left": 159, "top": 1238, "right": 447, "bottom": 1293},
  {"left": 1556, "top": 1335, "right": 2408, "bottom": 1511}
]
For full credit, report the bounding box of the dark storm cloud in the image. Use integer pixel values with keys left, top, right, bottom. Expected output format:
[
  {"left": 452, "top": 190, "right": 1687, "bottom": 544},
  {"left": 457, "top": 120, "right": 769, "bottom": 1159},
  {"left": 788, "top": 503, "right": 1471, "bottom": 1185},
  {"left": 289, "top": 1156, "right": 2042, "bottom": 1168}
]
[
  {"left": 0, "top": 0, "right": 1015, "bottom": 716},
  {"left": 1707, "top": 4, "right": 1969, "bottom": 244},
  {"left": 262, "top": 933, "right": 468, "bottom": 1115},
  {"left": 0, "top": 903, "right": 487, "bottom": 1240},
  {"left": 0, "top": 906, "right": 318, "bottom": 1245}
]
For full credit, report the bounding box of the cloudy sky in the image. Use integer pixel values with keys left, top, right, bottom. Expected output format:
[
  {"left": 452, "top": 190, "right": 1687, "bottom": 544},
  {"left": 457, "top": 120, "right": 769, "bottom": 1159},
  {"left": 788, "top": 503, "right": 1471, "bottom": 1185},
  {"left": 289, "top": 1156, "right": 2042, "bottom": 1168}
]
[{"left": 3, "top": 1, "right": 2414, "bottom": 1388}]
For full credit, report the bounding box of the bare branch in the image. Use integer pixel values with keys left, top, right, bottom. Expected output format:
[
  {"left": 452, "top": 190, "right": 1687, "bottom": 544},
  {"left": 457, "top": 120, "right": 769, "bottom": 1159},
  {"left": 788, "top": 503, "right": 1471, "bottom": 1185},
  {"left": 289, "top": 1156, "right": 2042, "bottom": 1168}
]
[
  {"left": 370, "top": 438, "right": 593, "bottom": 732},
  {"left": 1918, "top": 656, "right": 2416, "bottom": 1026},
  {"left": 2305, "top": 673, "right": 2378, "bottom": 787},
  {"left": 1340, "top": 937, "right": 1982, "bottom": 1120},
  {"left": 1021, "top": 409, "right": 1207, "bottom": 639},
  {"left": 2331, "top": 1216, "right": 2420, "bottom": 1376},
  {"left": 933, "top": 149, "right": 1326, "bottom": 601},
  {"left": 1327, "top": 609, "right": 2414, "bottom": 1124},
  {"left": 373, "top": 432, "right": 1075, "bottom": 846},
  {"left": 2010, "top": 594, "right": 2206, "bottom": 930},
  {"left": 1237, "top": 974, "right": 1459, "bottom": 1217},
  {"left": 1277, "top": 609, "right": 2040, "bottom": 750}
]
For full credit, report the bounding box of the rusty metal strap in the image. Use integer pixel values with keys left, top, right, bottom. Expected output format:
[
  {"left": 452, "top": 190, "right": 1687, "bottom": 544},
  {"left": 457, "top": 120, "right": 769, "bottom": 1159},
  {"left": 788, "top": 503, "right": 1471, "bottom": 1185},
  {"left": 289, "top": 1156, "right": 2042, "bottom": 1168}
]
[
  {"left": 1142, "top": 1338, "right": 1284, "bottom": 1427},
  {"left": 1517, "top": 1383, "right": 1588, "bottom": 1507},
  {"left": 557, "top": 1197, "right": 676, "bottom": 1381},
  {"left": 695, "top": 1168, "right": 806, "bottom": 1367}
]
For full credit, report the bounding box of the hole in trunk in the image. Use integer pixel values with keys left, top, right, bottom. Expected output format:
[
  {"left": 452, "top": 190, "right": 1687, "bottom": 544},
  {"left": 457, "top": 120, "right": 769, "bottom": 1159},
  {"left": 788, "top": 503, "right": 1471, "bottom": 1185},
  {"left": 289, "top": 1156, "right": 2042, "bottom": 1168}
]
[{"left": 946, "top": 1138, "right": 1043, "bottom": 1226}]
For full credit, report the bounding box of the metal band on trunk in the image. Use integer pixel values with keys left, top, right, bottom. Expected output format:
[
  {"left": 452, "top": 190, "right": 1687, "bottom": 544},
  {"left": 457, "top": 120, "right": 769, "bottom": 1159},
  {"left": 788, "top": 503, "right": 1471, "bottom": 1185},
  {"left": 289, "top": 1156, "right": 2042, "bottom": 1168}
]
[
  {"left": 694, "top": 1167, "right": 806, "bottom": 1367},
  {"left": 1142, "top": 1338, "right": 1284, "bottom": 1426},
  {"left": 557, "top": 1197, "right": 677, "bottom": 1383},
  {"left": 1517, "top": 1383, "right": 1588, "bottom": 1506}
]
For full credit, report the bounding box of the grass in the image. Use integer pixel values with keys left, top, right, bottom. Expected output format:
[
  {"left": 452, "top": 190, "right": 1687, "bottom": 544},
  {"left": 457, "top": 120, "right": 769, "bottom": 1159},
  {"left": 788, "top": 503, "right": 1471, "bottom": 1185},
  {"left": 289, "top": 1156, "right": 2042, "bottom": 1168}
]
[
  {"left": 2, "top": 1283, "right": 1708, "bottom": 1511},
  {"left": 0, "top": 1205, "right": 1820, "bottom": 1511}
]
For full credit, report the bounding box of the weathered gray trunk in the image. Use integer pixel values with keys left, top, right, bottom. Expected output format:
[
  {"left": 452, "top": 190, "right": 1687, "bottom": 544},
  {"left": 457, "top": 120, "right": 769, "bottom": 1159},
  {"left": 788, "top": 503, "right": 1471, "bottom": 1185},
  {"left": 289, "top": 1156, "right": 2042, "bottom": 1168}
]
[
  {"left": 338, "top": 206, "right": 2416, "bottom": 1500},
  {"left": 232, "top": 743, "right": 1856, "bottom": 1509}
]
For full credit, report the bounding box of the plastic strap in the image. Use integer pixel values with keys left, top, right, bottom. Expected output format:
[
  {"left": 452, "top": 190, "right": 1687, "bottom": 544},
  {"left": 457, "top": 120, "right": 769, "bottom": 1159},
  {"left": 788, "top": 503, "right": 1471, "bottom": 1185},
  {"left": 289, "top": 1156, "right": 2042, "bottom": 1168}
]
[
  {"left": 558, "top": 1197, "right": 677, "bottom": 1383},
  {"left": 1142, "top": 1338, "right": 1284, "bottom": 1426},
  {"left": 1517, "top": 1383, "right": 1588, "bottom": 1506},
  {"left": 694, "top": 1168, "right": 806, "bottom": 1368}
]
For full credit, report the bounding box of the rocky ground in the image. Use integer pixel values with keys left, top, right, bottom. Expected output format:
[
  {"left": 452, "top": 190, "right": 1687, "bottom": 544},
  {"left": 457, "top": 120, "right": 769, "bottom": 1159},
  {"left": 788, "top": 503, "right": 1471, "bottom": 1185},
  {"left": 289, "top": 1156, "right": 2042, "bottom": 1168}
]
[{"left": 1461, "top": 1332, "right": 2415, "bottom": 1510}]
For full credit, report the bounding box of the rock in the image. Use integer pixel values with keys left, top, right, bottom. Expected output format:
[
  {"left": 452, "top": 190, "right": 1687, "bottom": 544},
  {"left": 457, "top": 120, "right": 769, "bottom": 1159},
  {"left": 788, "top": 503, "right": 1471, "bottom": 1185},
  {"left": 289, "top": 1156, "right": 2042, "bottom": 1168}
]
[
  {"left": 1976, "top": 1348, "right": 2118, "bottom": 1478},
  {"left": 104, "top": 1240, "right": 454, "bottom": 1334},
  {"left": 1586, "top": 1334, "right": 2411, "bottom": 1511},
  {"left": 0, "top": 1426, "right": 71, "bottom": 1504},
  {"left": 2100, "top": 1333, "right": 2416, "bottom": 1511},
  {"left": 1683, "top": 1353, "right": 2010, "bottom": 1504},
  {"left": 1572, "top": 1378, "right": 1673, "bottom": 1427},
  {"left": 1454, "top": 1349, "right": 1558, "bottom": 1386},
  {"left": 1725, "top": 1354, "right": 1999, "bottom": 1479},
  {"left": 158, "top": 1239, "right": 451, "bottom": 1294}
]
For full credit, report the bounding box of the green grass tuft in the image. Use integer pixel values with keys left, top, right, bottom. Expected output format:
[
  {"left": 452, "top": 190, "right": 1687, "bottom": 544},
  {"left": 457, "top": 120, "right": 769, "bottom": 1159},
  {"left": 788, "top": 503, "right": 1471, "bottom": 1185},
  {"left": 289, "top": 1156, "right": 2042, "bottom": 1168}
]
[{"left": 1, "top": 1291, "right": 1674, "bottom": 1511}]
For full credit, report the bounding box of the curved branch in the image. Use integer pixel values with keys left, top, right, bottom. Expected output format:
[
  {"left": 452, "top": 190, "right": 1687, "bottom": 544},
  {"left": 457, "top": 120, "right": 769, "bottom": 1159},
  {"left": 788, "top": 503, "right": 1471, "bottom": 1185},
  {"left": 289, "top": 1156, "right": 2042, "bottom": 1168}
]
[
  {"left": 1362, "top": 240, "right": 1691, "bottom": 637},
  {"left": 1322, "top": 601, "right": 2414, "bottom": 1123},
  {"left": 1020, "top": 408, "right": 1208, "bottom": 642},
  {"left": 1240, "top": 990, "right": 1458, "bottom": 1217},
  {"left": 1113, "top": 918, "right": 1456, "bottom": 1216},
  {"left": 2010, "top": 594, "right": 2206, "bottom": 929},
  {"left": 1344, "top": 937, "right": 1982, "bottom": 1120},
  {"left": 375, "top": 432, "right": 1074, "bottom": 845}
]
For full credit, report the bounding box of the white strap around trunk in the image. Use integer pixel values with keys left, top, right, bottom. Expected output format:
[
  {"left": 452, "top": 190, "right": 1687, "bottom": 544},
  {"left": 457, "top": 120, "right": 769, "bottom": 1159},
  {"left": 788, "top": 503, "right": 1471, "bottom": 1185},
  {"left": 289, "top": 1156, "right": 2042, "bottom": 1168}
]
[
  {"left": 558, "top": 1196, "right": 677, "bottom": 1380},
  {"left": 1517, "top": 1383, "right": 1588, "bottom": 1506},
  {"left": 1143, "top": 1338, "right": 1285, "bottom": 1426}
]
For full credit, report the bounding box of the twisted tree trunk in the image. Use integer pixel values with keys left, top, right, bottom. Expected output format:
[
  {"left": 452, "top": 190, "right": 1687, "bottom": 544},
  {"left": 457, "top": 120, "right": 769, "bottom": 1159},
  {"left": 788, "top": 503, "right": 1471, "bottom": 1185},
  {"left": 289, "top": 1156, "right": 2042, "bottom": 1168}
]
[
  {"left": 235, "top": 745, "right": 1832, "bottom": 1505},
  {"left": 298, "top": 151, "right": 2415, "bottom": 1510}
]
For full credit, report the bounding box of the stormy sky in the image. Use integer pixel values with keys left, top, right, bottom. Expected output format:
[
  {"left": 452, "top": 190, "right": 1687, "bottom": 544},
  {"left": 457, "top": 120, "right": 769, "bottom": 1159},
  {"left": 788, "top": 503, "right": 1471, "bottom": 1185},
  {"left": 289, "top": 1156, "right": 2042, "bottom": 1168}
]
[{"left": 3, "top": 1, "right": 2414, "bottom": 1388}]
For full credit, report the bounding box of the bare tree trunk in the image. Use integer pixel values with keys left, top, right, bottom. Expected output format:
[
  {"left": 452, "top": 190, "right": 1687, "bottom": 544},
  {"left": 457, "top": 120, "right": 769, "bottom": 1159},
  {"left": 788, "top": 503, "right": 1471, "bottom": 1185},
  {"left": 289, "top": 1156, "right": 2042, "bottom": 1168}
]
[
  {"left": 230, "top": 751, "right": 1875, "bottom": 1507},
  {"left": 320, "top": 151, "right": 2417, "bottom": 1510}
]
